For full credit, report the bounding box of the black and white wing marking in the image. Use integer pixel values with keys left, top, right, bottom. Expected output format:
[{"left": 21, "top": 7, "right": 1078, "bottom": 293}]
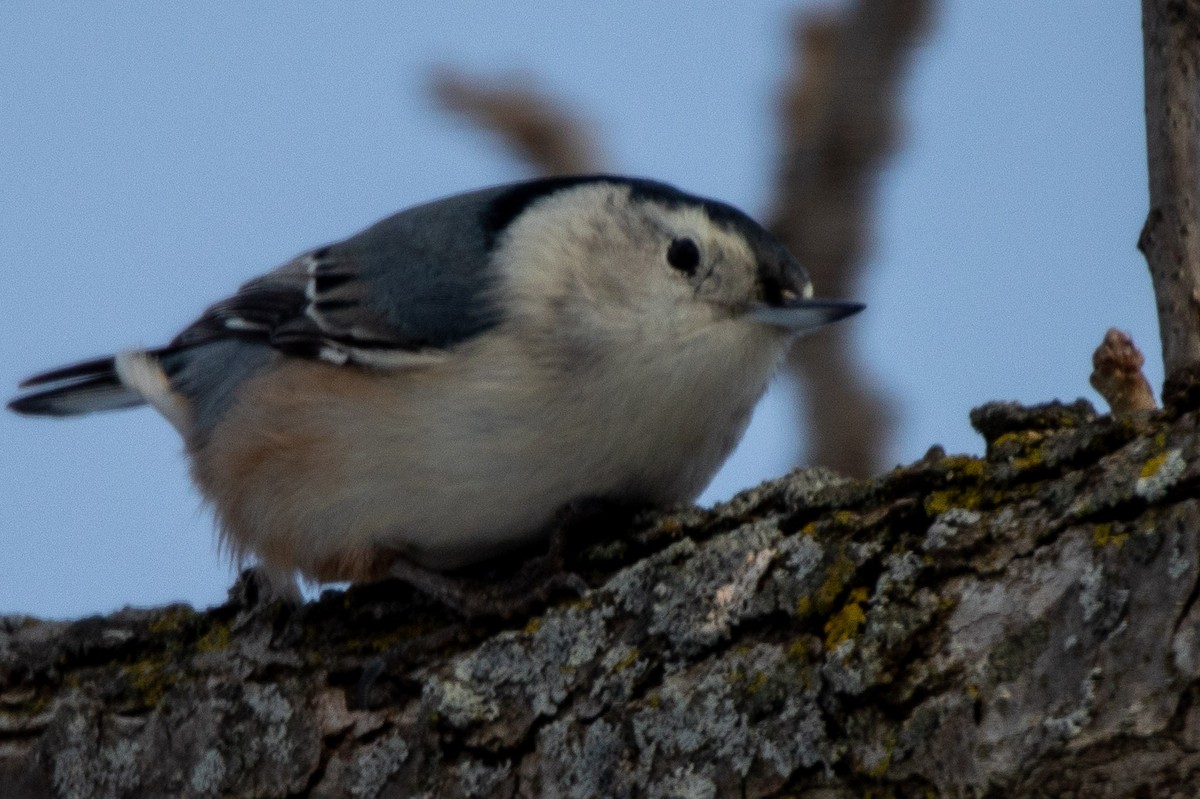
[
  {"left": 173, "top": 186, "right": 520, "bottom": 367},
  {"left": 175, "top": 249, "right": 421, "bottom": 367}
]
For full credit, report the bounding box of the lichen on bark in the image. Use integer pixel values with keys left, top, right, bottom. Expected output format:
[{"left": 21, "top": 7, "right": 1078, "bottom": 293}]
[{"left": 4, "top": 398, "right": 1200, "bottom": 798}]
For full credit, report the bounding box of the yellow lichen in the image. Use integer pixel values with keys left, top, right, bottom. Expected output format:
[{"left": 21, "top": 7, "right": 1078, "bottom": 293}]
[
  {"left": 866, "top": 751, "right": 893, "bottom": 779},
  {"left": 612, "top": 647, "right": 640, "bottom": 673},
  {"left": 746, "top": 672, "right": 769, "bottom": 695},
  {"left": 924, "top": 488, "right": 981, "bottom": 516},
  {"left": 147, "top": 606, "right": 193, "bottom": 636},
  {"left": 658, "top": 518, "right": 684, "bottom": 536},
  {"left": 1010, "top": 446, "right": 1044, "bottom": 471},
  {"left": 794, "top": 596, "right": 813, "bottom": 618},
  {"left": 824, "top": 586, "right": 869, "bottom": 650},
  {"left": 924, "top": 491, "right": 951, "bottom": 516},
  {"left": 1140, "top": 450, "right": 1169, "bottom": 479},
  {"left": 832, "top": 510, "right": 859, "bottom": 527},
  {"left": 814, "top": 555, "right": 858, "bottom": 613},
  {"left": 1092, "top": 523, "right": 1128, "bottom": 549},
  {"left": 992, "top": 430, "right": 1044, "bottom": 450},
  {"left": 941, "top": 455, "right": 986, "bottom": 479},
  {"left": 124, "top": 656, "right": 174, "bottom": 707},
  {"left": 194, "top": 623, "right": 230, "bottom": 653},
  {"left": 991, "top": 430, "right": 1048, "bottom": 471},
  {"left": 524, "top": 617, "right": 543, "bottom": 635},
  {"left": 723, "top": 667, "right": 769, "bottom": 695}
]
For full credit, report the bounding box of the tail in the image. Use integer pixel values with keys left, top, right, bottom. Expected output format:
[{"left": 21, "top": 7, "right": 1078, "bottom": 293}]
[
  {"left": 9, "top": 347, "right": 190, "bottom": 432},
  {"left": 9, "top": 354, "right": 142, "bottom": 416}
]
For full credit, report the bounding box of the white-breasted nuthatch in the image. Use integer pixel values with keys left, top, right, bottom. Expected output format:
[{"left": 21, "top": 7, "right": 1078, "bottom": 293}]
[{"left": 10, "top": 176, "right": 862, "bottom": 600}]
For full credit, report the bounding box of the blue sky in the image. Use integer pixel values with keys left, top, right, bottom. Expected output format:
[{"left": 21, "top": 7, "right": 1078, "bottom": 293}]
[{"left": 1, "top": 2, "right": 1152, "bottom": 617}]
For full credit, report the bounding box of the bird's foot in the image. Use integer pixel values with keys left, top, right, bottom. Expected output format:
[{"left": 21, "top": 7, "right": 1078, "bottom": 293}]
[{"left": 385, "top": 543, "right": 587, "bottom": 620}]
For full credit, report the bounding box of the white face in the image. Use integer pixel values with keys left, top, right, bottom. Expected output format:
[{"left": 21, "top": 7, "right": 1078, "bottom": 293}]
[{"left": 493, "top": 182, "right": 809, "bottom": 349}]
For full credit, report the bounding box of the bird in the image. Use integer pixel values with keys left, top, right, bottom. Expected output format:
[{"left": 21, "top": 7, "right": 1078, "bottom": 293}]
[{"left": 9, "top": 175, "right": 863, "bottom": 610}]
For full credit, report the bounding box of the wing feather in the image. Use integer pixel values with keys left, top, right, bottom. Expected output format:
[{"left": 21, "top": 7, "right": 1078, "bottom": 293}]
[{"left": 174, "top": 242, "right": 479, "bottom": 368}]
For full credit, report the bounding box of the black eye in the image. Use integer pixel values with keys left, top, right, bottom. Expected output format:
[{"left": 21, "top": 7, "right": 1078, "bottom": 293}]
[{"left": 666, "top": 237, "right": 700, "bottom": 276}]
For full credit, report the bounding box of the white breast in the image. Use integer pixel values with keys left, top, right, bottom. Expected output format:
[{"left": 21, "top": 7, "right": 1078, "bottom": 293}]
[{"left": 344, "top": 320, "right": 790, "bottom": 569}]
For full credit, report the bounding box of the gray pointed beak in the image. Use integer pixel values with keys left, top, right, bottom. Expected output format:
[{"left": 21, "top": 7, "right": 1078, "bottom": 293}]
[
  {"left": 750, "top": 242, "right": 863, "bottom": 332},
  {"left": 746, "top": 298, "right": 865, "bottom": 332}
]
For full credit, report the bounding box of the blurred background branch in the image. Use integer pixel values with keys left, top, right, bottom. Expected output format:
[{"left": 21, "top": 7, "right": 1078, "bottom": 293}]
[
  {"left": 769, "top": 0, "right": 929, "bottom": 476},
  {"left": 429, "top": 68, "right": 603, "bottom": 176},
  {"left": 432, "top": 0, "right": 932, "bottom": 478}
]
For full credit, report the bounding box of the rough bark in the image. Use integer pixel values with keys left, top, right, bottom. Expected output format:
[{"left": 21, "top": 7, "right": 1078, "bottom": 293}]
[
  {"left": 1140, "top": 0, "right": 1200, "bottom": 406},
  {"left": 5, "top": 397, "right": 1200, "bottom": 798}
]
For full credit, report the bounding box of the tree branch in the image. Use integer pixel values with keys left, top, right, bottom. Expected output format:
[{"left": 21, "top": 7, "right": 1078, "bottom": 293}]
[
  {"left": 4, "top": 400, "right": 1199, "bottom": 797},
  {"left": 1140, "top": 0, "right": 1200, "bottom": 406},
  {"left": 430, "top": 68, "right": 602, "bottom": 176}
]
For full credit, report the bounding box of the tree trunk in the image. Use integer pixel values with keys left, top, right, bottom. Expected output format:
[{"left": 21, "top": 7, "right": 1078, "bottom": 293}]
[{"left": 4, "top": 398, "right": 1200, "bottom": 798}]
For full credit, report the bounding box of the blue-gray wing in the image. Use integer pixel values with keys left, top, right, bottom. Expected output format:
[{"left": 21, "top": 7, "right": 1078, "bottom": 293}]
[
  {"left": 174, "top": 185, "right": 514, "bottom": 367},
  {"left": 10, "top": 176, "right": 638, "bottom": 420}
]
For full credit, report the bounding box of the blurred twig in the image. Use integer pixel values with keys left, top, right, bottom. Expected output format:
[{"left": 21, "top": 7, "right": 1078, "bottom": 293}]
[
  {"left": 1090, "top": 328, "right": 1157, "bottom": 414},
  {"left": 430, "top": 68, "right": 602, "bottom": 175},
  {"left": 768, "top": 0, "right": 931, "bottom": 477}
]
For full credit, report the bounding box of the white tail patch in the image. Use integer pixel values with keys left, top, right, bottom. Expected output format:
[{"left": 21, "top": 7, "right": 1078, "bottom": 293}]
[{"left": 114, "top": 350, "right": 192, "bottom": 437}]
